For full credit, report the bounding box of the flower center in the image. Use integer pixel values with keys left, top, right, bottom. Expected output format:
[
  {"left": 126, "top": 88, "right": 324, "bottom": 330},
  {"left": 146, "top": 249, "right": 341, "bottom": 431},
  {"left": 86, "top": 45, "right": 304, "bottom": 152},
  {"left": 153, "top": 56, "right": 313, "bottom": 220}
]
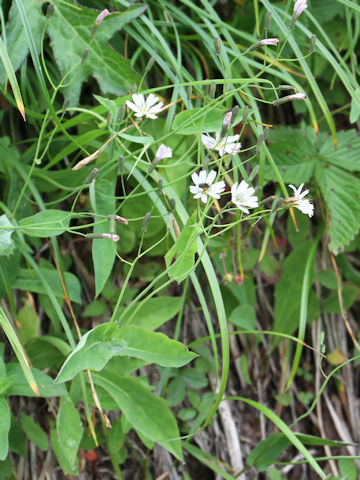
[{"left": 199, "top": 183, "right": 210, "bottom": 189}]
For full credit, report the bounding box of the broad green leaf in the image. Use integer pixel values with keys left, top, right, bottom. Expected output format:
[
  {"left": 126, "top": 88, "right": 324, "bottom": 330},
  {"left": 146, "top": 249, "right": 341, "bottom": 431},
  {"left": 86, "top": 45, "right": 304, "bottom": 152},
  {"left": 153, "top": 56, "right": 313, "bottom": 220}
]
[
  {"left": 8, "top": 413, "right": 26, "bottom": 457},
  {"left": 48, "top": 2, "right": 145, "bottom": 106},
  {"left": 0, "top": 397, "right": 10, "bottom": 460},
  {"left": 57, "top": 397, "right": 83, "bottom": 469},
  {"left": 83, "top": 300, "right": 108, "bottom": 317},
  {"left": 13, "top": 268, "right": 82, "bottom": 304},
  {"left": 0, "top": 215, "right": 15, "bottom": 256},
  {"left": 350, "top": 89, "right": 360, "bottom": 123},
  {"left": 165, "top": 211, "right": 200, "bottom": 282},
  {"left": 319, "top": 130, "right": 360, "bottom": 172},
  {"left": 17, "top": 305, "right": 39, "bottom": 344},
  {"left": 171, "top": 107, "right": 226, "bottom": 134},
  {"left": 127, "top": 296, "right": 183, "bottom": 330},
  {"left": 55, "top": 323, "right": 196, "bottom": 383},
  {"left": 50, "top": 426, "right": 79, "bottom": 476},
  {"left": 338, "top": 459, "right": 358, "bottom": 480},
  {"left": 273, "top": 242, "right": 318, "bottom": 341},
  {"left": 265, "top": 126, "right": 316, "bottom": 184},
  {"left": 55, "top": 323, "right": 127, "bottom": 384},
  {"left": 0, "top": 0, "right": 45, "bottom": 84},
  {"left": 229, "top": 304, "right": 255, "bottom": 329},
  {"left": 118, "top": 326, "right": 197, "bottom": 366},
  {"left": 316, "top": 163, "right": 360, "bottom": 254},
  {"left": 89, "top": 178, "right": 116, "bottom": 297},
  {"left": 6, "top": 363, "right": 67, "bottom": 397},
  {"left": 19, "top": 210, "right": 71, "bottom": 237},
  {"left": 93, "top": 373, "right": 183, "bottom": 460},
  {"left": 20, "top": 413, "right": 48, "bottom": 451}
]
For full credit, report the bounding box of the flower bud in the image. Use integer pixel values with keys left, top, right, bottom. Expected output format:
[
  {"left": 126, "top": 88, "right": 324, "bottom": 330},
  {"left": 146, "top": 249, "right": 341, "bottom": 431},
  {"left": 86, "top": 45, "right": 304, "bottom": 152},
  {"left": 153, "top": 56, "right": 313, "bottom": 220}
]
[
  {"left": 157, "top": 179, "right": 163, "bottom": 195},
  {"left": 113, "top": 215, "right": 128, "bottom": 225},
  {"left": 46, "top": 3, "right": 54, "bottom": 19},
  {"left": 145, "top": 56, "right": 156, "bottom": 73},
  {"left": 203, "top": 81, "right": 210, "bottom": 96},
  {"left": 264, "top": 11, "right": 272, "bottom": 30},
  {"left": 273, "top": 92, "right": 307, "bottom": 106},
  {"left": 290, "top": 0, "right": 307, "bottom": 28},
  {"left": 84, "top": 168, "right": 99, "bottom": 184},
  {"left": 119, "top": 156, "right": 124, "bottom": 175},
  {"left": 209, "top": 81, "right": 216, "bottom": 99},
  {"left": 249, "top": 38, "right": 279, "bottom": 51},
  {"left": 87, "top": 233, "right": 119, "bottom": 242},
  {"left": 142, "top": 213, "right": 151, "bottom": 232},
  {"left": 119, "top": 103, "right": 126, "bottom": 121},
  {"left": 214, "top": 37, "right": 222, "bottom": 55},
  {"left": 187, "top": 85, "right": 192, "bottom": 100},
  {"left": 248, "top": 165, "right": 259, "bottom": 183},
  {"left": 310, "top": 34, "right": 316, "bottom": 53},
  {"left": 242, "top": 105, "right": 249, "bottom": 124},
  {"left": 169, "top": 198, "right": 175, "bottom": 211},
  {"left": 95, "top": 9, "right": 110, "bottom": 26}
]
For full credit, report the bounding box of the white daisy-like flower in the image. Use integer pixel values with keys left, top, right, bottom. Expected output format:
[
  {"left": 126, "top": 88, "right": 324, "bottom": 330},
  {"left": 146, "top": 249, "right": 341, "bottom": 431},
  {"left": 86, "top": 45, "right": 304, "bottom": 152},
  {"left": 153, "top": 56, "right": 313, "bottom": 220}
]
[
  {"left": 231, "top": 180, "right": 259, "bottom": 214},
  {"left": 125, "top": 93, "right": 163, "bottom": 119},
  {"left": 287, "top": 184, "right": 314, "bottom": 217},
  {"left": 201, "top": 131, "right": 241, "bottom": 156},
  {"left": 189, "top": 170, "right": 225, "bottom": 204}
]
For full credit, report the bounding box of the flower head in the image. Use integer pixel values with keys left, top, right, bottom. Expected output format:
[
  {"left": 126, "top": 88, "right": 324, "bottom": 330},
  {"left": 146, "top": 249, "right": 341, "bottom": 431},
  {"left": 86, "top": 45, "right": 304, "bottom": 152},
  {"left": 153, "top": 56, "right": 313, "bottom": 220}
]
[
  {"left": 249, "top": 38, "right": 279, "bottom": 51},
  {"left": 190, "top": 170, "right": 225, "bottom": 204},
  {"left": 231, "top": 181, "right": 259, "bottom": 214},
  {"left": 291, "top": 0, "right": 307, "bottom": 27},
  {"left": 126, "top": 93, "right": 163, "bottom": 119},
  {"left": 201, "top": 131, "right": 241, "bottom": 156},
  {"left": 286, "top": 183, "right": 314, "bottom": 217},
  {"left": 273, "top": 92, "right": 307, "bottom": 106},
  {"left": 95, "top": 9, "right": 110, "bottom": 26},
  {"left": 155, "top": 144, "right": 172, "bottom": 162}
]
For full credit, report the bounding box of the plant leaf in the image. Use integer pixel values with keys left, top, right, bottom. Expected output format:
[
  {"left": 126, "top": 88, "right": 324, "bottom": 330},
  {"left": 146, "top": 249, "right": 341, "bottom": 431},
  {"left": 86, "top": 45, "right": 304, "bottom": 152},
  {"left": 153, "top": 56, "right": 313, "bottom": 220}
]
[
  {"left": 165, "top": 211, "right": 200, "bottom": 282},
  {"left": 0, "top": 215, "right": 15, "bottom": 256},
  {"left": 20, "top": 413, "right": 48, "bottom": 451},
  {"left": 89, "top": 178, "right": 117, "bottom": 297},
  {"left": 47, "top": 1, "right": 146, "bottom": 106},
  {"left": 93, "top": 373, "right": 183, "bottom": 460},
  {"left": 0, "top": 0, "right": 45, "bottom": 84},
  {"left": 126, "top": 296, "right": 183, "bottom": 330},
  {"left": 56, "top": 397, "right": 83, "bottom": 468},
  {"left": 6, "top": 363, "right": 67, "bottom": 397},
  {"left": 171, "top": 107, "right": 226, "bottom": 134},
  {"left": 19, "top": 209, "right": 71, "bottom": 237},
  {"left": 0, "top": 397, "right": 10, "bottom": 461},
  {"left": 316, "top": 163, "right": 360, "bottom": 254},
  {"left": 319, "top": 129, "right": 360, "bottom": 172},
  {"left": 55, "top": 323, "right": 196, "bottom": 383},
  {"left": 13, "top": 268, "right": 82, "bottom": 304}
]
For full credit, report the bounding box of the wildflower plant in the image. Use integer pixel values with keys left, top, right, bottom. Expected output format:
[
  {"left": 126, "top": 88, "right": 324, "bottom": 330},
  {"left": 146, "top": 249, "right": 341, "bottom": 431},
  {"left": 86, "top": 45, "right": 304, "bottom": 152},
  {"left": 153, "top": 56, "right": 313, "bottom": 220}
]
[{"left": 0, "top": 0, "right": 359, "bottom": 478}]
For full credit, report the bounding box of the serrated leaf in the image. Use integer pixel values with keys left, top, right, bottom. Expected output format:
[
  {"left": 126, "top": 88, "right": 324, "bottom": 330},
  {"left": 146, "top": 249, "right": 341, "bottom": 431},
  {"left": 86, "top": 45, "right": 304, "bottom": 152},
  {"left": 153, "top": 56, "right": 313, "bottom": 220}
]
[
  {"left": 316, "top": 163, "right": 360, "bottom": 254},
  {"left": 93, "top": 373, "right": 183, "bottom": 460},
  {"left": 19, "top": 210, "right": 71, "bottom": 237},
  {"left": 165, "top": 211, "right": 200, "bottom": 282},
  {"left": 319, "top": 130, "right": 360, "bottom": 172},
  {"left": 171, "top": 107, "right": 226, "bottom": 134},
  {"left": 0, "top": 0, "right": 45, "bottom": 84},
  {"left": 55, "top": 323, "right": 196, "bottom": 383},
  {"left": 89, "top": 178, "right": 116, "bottom": 297},
  {"left": 265, "top": 126, "right": 316, "bottom": 184},
  {"left": 48, "top": 2, "right": 145, "bottom": 106}
]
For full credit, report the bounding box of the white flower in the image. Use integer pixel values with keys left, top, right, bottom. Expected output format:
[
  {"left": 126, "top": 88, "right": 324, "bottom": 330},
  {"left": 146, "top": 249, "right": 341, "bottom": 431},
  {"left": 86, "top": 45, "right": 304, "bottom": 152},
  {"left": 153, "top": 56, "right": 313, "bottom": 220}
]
[
  {"left": 231, "top": 181, "right": 259, "bottom": 214},
  {"left": 287, "top": 183, "right": 314, "bottom": 217},
  {"left": 291, "top": 0, "right": 307, "bottom": 27},
  {"left": 201, "top": 131, "right": 241, "bottom": 156},
  {"left": 259, "top": 38, "right": 279, "bottom": 46},
  {"left": 155, "top": 144, "right": 172, "bottom": 162},
  {"left": 190, "top": 170, "right": 225, "bottom": 204},
  {"left": 293, "top": 0, "right": 307, "bottom": 18},
  {"left": 125, "top": 93, "right": 163, "bottom": 119}
]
